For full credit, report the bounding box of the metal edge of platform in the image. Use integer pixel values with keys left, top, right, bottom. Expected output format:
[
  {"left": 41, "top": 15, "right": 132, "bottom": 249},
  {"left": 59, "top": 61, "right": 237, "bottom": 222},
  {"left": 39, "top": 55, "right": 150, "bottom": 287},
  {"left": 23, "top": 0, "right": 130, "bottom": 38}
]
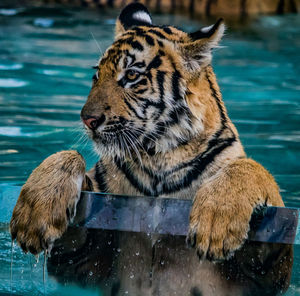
[{"left": 0, "top": 185, "right": 299, "bottom": 245}]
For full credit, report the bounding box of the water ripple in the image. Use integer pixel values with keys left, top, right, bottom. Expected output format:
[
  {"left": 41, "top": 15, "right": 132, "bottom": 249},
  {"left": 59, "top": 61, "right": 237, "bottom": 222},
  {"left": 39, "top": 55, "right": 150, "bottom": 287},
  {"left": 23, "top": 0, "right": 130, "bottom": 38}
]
[
  {"left": 0, "top": 79, "right": 28, "bottom": 88},
  {"left": 0, "top": 63, "right": 23, "bottom": 70}
]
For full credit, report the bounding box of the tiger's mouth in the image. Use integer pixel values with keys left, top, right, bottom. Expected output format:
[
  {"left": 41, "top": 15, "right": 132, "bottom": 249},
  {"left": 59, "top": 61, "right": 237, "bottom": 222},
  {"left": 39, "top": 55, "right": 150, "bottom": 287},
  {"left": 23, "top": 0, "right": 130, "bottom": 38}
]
[
  {"left": 88, "top": 122, "right": 126, "bottom": 141},
  {"left": 88, "top": 120, "right": 142, "bottom": 146},
  {"left": 102, "top": 123, "right": 124, "bottom": 134}
]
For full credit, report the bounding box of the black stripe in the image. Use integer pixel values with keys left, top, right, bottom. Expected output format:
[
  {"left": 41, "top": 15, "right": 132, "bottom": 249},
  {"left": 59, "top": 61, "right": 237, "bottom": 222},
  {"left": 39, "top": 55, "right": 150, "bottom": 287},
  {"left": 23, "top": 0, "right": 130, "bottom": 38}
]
[
  {"left": 133, "top": 27, "right": 146, "bottom": 35},
  {"left": 141, "top": 96, "right": 166, "bottom": 118},
  {"left": 162, "top": 27, "right": 172, "bottom": 34},
  {"left": 125, "top": 51, "right": 136, "bottom": 66},
  {"left": 124, "top": 97, "right": 144, "bottom": 120},
  {"left": 131, "top": 40, "right": 144, "bottom": 51},
  {"left": 160, "top": 137, "right": 236, "bottom": 194},
  {"left": 171, "top": 70, "right": 182, "bottom": 101},
  {"left": 135, "top": 88, "right": 147, "bottom": 94},
  {"left": 204, "top": 69, "right": 238, "bottom": 151},
  {"left": 128, "top": 94, "right": 139, "bottom": 104},
  {"left": 115, "top": 157, "right": 153, "bottom": 196},
  {"left": 155, "top": 121, "right": 166, "bottom": 136},
  {"left": 157, "top": 40, "right": 164, "bottom": 47},
  {"left": 132, "top": 61, "right": 146, "bottom": 68},
  {"left": 168, "top": 108, "right": 180, "bottom": 124},
  {"left": 145, "top": 71, "right": 153, "bottom": 84},
  {"left": 157, "top": 70, "right": 165, "bottom": 99},
  {"left": 132, "top": 27, "right": 170, "bottom": 41},
  {"left": 118, "top": 76, "right": 126, "bottom": 88},
  {"left": 95, "top": 160, "right": 108, "bottom": 192},
  {"left": 146, "top": 55, "right": 162, "bottom": 71},
  {"left": 161, "top": 104, "right": 190, "bottom": 128},
  {"left": 145, "top": 35, "right": 155, "bottom": 46},
  {"left": 148, "top": 29, "right": 166, "bottom": 39},
  {"left": 136, "top": 78, "right": 147, "bottom": 86},
  {"left": 155, "top": 71, "right": 166, "bottom": 120},
  {"left": 206, "top": 70, "right": 226, "bottom": 122},
  {"left": 158, "top": 49, "right": 165, "bottom": 56},
  {"left": 121, "top": 36, "right": 133, "bottom": 45}
]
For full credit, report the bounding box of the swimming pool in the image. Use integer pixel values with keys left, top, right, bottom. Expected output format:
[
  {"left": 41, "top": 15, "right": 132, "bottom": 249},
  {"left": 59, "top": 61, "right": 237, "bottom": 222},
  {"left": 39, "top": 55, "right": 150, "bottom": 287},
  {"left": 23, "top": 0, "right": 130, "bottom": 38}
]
[{"left": 0, "top": 5, "right": 299, "bottom": 295}]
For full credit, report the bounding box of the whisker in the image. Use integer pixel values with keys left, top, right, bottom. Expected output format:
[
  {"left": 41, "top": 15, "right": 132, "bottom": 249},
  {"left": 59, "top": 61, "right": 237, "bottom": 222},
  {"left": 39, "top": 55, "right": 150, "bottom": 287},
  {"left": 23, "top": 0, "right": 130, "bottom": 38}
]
[
  {"left": 90, "top": 31, "right": 103, "bottom": 56},
  {"left": 121, "top": 133, "right": 133, "bottom": 161},
  {"left": 124, "top": 131, "right": 143, "bottom": 166}
]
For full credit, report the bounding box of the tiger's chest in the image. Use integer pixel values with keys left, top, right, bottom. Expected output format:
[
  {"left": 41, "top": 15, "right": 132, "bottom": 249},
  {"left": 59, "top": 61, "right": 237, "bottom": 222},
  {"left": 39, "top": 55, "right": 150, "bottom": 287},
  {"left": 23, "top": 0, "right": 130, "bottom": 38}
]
[
  {"left": 91, "top": 133, "right": 244, "bottom": 198},
  {"left": 93, "top": 153, "right": 221, "bottom": 199}
]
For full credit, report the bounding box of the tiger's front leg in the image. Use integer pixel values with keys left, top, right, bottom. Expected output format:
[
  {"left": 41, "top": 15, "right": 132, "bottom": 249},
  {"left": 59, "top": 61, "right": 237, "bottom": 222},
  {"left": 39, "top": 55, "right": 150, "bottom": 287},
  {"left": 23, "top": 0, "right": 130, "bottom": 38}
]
[
  {"left": 188, "top": 158, "right": 284, "bottom": 261},
  {"left": 10, "top": 150, "right": 92, "bottom": 255}
]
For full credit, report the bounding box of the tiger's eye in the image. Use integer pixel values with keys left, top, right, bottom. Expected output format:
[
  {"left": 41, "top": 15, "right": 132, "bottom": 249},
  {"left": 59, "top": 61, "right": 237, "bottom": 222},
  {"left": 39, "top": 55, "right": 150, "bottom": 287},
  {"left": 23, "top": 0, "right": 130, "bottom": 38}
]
[{"left": 126, "top": 70, "right": 139, "bottom": 81}]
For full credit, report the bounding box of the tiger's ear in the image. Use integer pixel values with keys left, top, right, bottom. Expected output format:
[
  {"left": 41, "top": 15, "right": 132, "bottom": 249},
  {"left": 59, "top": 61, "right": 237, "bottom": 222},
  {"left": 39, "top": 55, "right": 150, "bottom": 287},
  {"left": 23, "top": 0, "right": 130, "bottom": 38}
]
[
  {"left": 180, "top": 19, "right": 225, "bottom": 72},
  {"left": 115, "top": 3, "right": 152, "bottom": 39}
]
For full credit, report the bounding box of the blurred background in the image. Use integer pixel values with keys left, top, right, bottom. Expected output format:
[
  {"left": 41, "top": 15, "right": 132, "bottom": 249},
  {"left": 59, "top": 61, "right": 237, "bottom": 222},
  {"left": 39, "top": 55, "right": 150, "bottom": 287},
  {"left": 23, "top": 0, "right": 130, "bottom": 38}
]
[
  {"left": 0, "top": 0, "right": 299, "bottom": 295},
  {"left": 1, "top": 0, "right": 299, "bottom": 17}
]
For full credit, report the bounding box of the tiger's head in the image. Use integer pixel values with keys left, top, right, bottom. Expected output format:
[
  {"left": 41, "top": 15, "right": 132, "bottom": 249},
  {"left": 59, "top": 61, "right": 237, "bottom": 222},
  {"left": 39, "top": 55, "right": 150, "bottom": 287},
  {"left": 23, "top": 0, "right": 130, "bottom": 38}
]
[{"left": 81, "top": 3, "right": 225, "bottom": 159}]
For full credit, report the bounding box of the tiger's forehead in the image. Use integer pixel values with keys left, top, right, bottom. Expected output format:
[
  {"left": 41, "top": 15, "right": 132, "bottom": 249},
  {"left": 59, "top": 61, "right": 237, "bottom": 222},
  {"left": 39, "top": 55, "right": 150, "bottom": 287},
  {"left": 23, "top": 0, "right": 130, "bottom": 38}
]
[{"left": 99, "top": 25, "right": 188, "bottom": 70}]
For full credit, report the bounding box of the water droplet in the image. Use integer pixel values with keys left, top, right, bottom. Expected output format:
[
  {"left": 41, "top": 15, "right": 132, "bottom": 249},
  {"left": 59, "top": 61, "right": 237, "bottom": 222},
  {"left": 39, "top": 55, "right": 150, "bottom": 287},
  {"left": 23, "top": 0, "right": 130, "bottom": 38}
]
[
  {"left": 125, "top": 291, "right": 128, "bottom": 294},
  {"left": 94, "top": 262, "right": 98, "bottom": 266},
  {"left": 69, "top": 260, "right": 73, "bottom": 264},
  {"left": 35, "top": 255, "right": 39, "bottom": 263},
  {"left": 89, "top": 271, "right": 93, "bottom": 276},
  {"left": 108, "top": 241, "right": 112, "bottom": 245},
  {"left": 117, "top": 248, "right": 121, "bottom": 252},
  {"left": 130, "top": 274, "right": 134, "bottom": 279},
  {"left": 160, "top": 260, "right": 164, "bottom": 265},
  {"left": 135, "top": 252, "right": 140, "bottom": 256},
  {"left": 112, "top": 174, "right": 116, "bottom": 178}
]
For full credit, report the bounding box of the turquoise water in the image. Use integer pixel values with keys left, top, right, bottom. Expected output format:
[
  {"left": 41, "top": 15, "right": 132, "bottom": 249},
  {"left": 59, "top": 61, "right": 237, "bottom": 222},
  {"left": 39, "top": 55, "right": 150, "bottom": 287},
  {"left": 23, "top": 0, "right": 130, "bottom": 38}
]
[{"left": 0, "top": 6, "right": 299, "bottom": 295}]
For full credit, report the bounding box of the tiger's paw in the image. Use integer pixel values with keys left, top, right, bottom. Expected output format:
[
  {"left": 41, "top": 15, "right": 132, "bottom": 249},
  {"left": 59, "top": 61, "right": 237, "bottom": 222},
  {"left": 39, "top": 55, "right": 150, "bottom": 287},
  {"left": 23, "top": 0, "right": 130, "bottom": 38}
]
[
  {"left": 10, "top": 151, "right": 86, "bottom": 255},
  {"left": 187, "top": 199, "right": 253, "bottom": 261}
]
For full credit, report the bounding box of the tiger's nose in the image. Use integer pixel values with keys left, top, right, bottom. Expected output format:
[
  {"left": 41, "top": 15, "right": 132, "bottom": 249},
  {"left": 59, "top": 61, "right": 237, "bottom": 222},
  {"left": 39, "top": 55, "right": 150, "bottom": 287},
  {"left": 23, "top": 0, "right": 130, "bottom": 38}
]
[{"left": 82, "top": 115, "right": 106, "bottom": 130}]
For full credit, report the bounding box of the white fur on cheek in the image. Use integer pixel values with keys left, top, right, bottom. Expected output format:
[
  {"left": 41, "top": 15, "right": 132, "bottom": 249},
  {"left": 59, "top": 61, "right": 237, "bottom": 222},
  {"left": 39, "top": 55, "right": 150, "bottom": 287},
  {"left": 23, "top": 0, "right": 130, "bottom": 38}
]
[{"left": 132, "top": 11, "right": 152, "bottom": 24}]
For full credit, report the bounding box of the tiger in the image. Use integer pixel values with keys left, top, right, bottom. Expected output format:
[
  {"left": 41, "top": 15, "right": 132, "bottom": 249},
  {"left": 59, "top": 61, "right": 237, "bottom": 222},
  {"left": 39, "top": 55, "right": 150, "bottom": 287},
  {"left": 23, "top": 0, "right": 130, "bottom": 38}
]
[{"left": 10, "top": 3, "right": 293, "bottom": 295}]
